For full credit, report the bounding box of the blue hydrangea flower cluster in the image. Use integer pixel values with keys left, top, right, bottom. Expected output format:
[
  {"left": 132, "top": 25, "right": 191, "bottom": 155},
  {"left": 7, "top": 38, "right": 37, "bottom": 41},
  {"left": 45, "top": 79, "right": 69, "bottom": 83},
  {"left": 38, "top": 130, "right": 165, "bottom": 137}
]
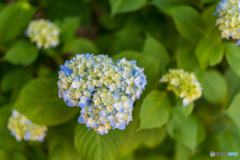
[
  {"left": 57, "top": 54, "right": 147, "bottom": 135},
  {"left": 7, "top": 110, "right": 47, "bottom": 142},
  {"left": 215, "top": 0, "right": 240, "bottom": 45}
]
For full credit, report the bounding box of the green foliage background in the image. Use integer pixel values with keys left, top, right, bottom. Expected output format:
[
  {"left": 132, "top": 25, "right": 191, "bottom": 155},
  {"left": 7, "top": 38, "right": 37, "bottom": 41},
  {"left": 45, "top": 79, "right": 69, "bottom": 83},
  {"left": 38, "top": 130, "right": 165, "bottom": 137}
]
[{"left": 0, "top": 0, "right": 240, "bottom": 160}]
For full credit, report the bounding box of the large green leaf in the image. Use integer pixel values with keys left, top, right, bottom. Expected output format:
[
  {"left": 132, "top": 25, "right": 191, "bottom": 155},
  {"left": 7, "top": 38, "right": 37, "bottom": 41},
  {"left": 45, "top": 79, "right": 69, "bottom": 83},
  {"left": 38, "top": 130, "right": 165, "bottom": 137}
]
[
  {"left": 201, "top": 4, "right": 220, "bottom": 38},
  {"left": 110, "top": 16, "right": 145, "bottom": 54},
  {"left": 113, "top": 51, "right": 161, "bottom": 93},
  {"left": 4, "top": 40, "right": 39, "bottom": 65},
  {"left": 142, "top": 127, "right": 167, "bottom": 148},
  {"left": 195, "top": 37, "right": 224, "bottom": 70},
  {"left": 55, "top": 16, "right": 81, "bottom": 43},
  {"left": 224, "top": 69, "right": 240, "bottom": 106},
  {"left": 0, "top": 149, "right": 8, "bottom": 160},
  {"left": 118, "top": 119, "right": 145, "bottom": 156},
  {"left": 167, "top": 109, "right": 205, "bottom": 151},
  {"left": 176, "top": 44, "right": 201, "bottom": 74},
  {"left": 201, "top": 69, "right": 227, "bottom": 104},
  {"left": 109, "top": 0, "right": 147, "bottom": 16},
  {"left": 74, "top": 124, "right": 122, "bottom": 160},
  {"left": 174, "top": 142, "right": 191, "bottom": 160},
  {"left": 142, "top": 33, "right": 169, "bottom": 69},
  {"left": 0, "top": 2, "right": 35, "bottom": 42},
  {"left": 163, "top": 5, "right": 207, "bottom": 40},
  {"left": 49, "top": 136, "right": 81, "bottom": 160},
  {"left": 138, "top": 90, "right": 170, "bottom": 130},
  {"left": 12, "top": 78, "right": 78, "bottom": 126},
  {"left": 46, "top": 0, "right": 91, "bottom": 26},
  {"left": 226, "top": 93, "right": 240, "bottom": 131},
  {"left": 141, "top": 155, "right": 169, "bottom": 160},
  {"left": 63, "top": 38, "right": 99, "bottom": 55},
  {"left": 225, "top": 43, "right": 240, "bottom": 78},
  {"left": 201, "top": 0, "right": 217, "bottom": 4},
  {"left": 176, "top": 100, "right": 194, "bottom": 117},
  {"left": 217, "top": 125, "right": 240, "bottom": 160},
  {"left": 152, "top": 0, "right": 200, "bottom": 10},
  {"left": 48, "top": 118, "right": 81, "bottom": 160},
  {"left": 1, "top": 68, "right": 32, "bottom": 103},
  {"left": 115, "top": 154, "right": 134, "bottom": 160}
]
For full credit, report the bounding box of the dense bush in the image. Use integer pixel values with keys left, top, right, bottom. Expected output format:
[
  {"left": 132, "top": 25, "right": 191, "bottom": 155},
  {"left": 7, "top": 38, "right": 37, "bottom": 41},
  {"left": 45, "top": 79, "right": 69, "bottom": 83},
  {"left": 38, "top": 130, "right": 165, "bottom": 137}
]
[{"left": 0, "top": 0, "right": 240, "bottom": 160}]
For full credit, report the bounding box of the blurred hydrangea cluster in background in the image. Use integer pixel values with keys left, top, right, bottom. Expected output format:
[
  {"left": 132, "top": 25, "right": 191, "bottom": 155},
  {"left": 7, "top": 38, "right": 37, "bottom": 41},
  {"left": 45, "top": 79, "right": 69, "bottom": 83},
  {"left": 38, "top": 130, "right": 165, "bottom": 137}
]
[
  {"left": 26, "top": 19, "right": 60, "bottom": 49},
  {"left": 160, "top": 69, "right": 202, "bottom": 106},
  {"left": 57, "top": 53, "right": 147, "bottom": 135},
  {"left": 7, "top": 110, "right": 47, "bottom": 142},
  {"left": 215, "top": 0, "right": 240, "bottom": 45}
]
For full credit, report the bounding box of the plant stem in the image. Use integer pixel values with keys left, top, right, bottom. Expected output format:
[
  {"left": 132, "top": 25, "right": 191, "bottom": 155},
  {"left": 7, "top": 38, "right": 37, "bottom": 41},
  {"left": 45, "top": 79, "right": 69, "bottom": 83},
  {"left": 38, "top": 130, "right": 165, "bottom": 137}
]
[{"left": 51, "top": 49, "right": 64, "bottom": 66}]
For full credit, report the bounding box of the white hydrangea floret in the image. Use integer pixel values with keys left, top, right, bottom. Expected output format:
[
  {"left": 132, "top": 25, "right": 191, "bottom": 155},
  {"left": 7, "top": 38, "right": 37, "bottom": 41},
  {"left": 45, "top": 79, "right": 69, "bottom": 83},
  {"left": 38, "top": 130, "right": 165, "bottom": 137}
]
[{"left": 26, "top": 19, "right": 60, "bottom": 49}]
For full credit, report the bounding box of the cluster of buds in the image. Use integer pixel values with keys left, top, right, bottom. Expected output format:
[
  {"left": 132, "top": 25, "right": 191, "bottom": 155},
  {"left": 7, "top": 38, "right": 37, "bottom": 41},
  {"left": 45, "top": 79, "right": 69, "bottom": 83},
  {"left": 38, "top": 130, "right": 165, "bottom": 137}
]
[
  {"left": 7, "top": 110, "right": 47, "bottom": 142},
  {"left": 26, "top": 19, "right": 60, "bottom": 49},
  {"left": 215, "top": 0, "right": 240, "bottom": 45},
  {"left": 160, "top": 69, "right": 202, "bottom": 106},
  {"left": 57, "top": 54, "right": 147, "bottom": 135}
]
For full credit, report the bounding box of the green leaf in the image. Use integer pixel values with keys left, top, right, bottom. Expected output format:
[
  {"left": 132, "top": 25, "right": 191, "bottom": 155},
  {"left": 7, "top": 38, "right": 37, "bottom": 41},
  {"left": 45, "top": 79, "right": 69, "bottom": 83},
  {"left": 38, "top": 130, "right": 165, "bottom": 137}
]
[
  {"left": 115, "top": 154, "right": 134, "bottom": 160},
  {"left": 46, "top": 0, "right": 91, "bottom": 26},
  {"left": 163, "top": 5, "right": 207, "bottom": 40},
  {"left": 109, "top": 0, "right": 147, "bottom": 16},
  {"left": 195, "top": 37, "right": 224, "bottom": 70},
  {"left": 217, "top": 125, "right": 240, "bottom": 160},
  {"left": 55, "top": 16, "right": 81, "bottom": 43},
  {"left": 201, "top": 0, "right": 217, "bottom": 4},
  {"left": 0, "top": 149, "right": 8, "bottom": 160},
  {"left": 138, "top": 90, "right": 170, "bottom": 130},
  {"left": 224, "top": 69, "right": 240, "bottom": 106},
  {"left": 225, "top": 42, "right": 240, "bottom": 78},
  {"left": 141, "top": 155, "right": 170, "bottom": 160},
  {"left": 111, "top": 16, "right": 145, "bottom": 54},
  {"left": 49, "top": 136, "right": 81, "bottom": 160},
  {"left": 1, "top": 68, "right": 32, "bottom": 102},
  {"left": 48, "top": 118, "right": 81, "bottom": 160},
  {"left": 113, "top": 51, "right": 161, "bottom": 93},
  {"left": 177, "top": 101, "right": 194, "bottom": 117},
  {"left": 118, "top": 107, "right": 145, "bottom": 156},
  {"left": 201, "top": 69, "right": 227, "bottom": 104},
  {"left": 226, "top": 93, "right": 240, "bottom": 131},
  {"left": 63, "top": 38, "right": 99, "bottom": 55},
  {"left": 5, "top": 40, "right": 39, "bottom": 65},
  {"left": 99, "top": 13, "right": 125, "bottom": 30},
  {"left": 13, "top": 78, "right": 78, "bottom": 126},
  {"left": 142, "top": 127, "right": 167, "bottom": 148},
  {"left": 201, "top": 5, "right": 221, "bottom": 39},
  {"left": 176, "top": 44, "right": 201, "bottom": 74},
  {"left": 0, "top": 2, "right": 35, "bottom": 42},
  {"left": 167, "top": 109, "right": 205, "bottom": 151},
  {"left": 12, "top": 152, "right": 27, "bottom": 160},
  {"left": 152, "top": 0, "right": 200, "bottom": 10},
  {"left": 38, "top": 65, "right": 55, "bottom": 78},
  {"left": 74, "top": 124, "right": 122, "bottom": 160},
  {"left": 142, "top": 33, "right": 169, "bottom": 69},
  {"left": 174, "top": 142, "right": 191, "bottom": 160}
]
